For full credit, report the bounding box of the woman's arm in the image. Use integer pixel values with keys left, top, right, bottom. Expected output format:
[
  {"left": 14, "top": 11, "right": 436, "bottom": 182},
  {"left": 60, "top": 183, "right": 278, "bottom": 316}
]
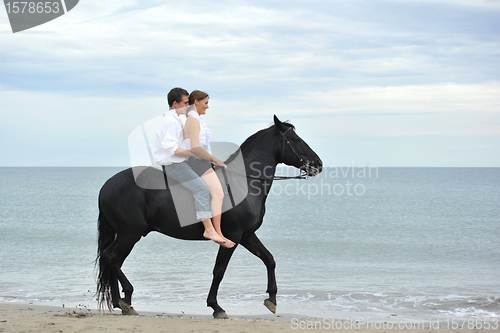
[{"left": 185, "top": 115, "right": 226, "bottom": 167}]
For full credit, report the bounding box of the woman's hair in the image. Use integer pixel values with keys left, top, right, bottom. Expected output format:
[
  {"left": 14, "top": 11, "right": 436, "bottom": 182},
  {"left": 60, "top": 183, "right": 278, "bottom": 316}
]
[{"left": 189, "top": 90, "right": 209, "bottom": 106}]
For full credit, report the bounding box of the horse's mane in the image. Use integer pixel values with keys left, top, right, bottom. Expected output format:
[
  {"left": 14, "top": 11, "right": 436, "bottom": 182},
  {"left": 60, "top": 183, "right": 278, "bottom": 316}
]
[{"left": 224, "top": 121, "right": 295, "bottom": 164}]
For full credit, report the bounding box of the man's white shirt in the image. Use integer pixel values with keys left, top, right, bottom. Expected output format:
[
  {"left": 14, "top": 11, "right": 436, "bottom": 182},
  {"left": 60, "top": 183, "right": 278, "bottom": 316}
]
[{"left": 153, "top": 110, "right": 187, "bottom": 165}]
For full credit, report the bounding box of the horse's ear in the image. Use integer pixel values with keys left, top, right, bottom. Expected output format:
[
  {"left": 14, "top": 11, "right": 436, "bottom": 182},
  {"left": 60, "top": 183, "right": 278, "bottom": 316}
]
[{"left": 273, "top": 115, "right": 283, "bottom": 129}]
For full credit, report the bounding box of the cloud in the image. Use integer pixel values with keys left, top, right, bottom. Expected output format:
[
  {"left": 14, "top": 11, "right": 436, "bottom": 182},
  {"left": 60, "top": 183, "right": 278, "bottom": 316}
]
[
  {"left": 0, "top": 81, "right": 498, "bottom": 166},
  {"left": 1, "top": 0, "right": 499, "bottom": 98},
  {"left": 200, "top": 83, "right": 500, "bottom": 145},
  {"left": 0, "top": 88, "right": 163, "bottom": 166},
  {"left": 1, "top": 0, "right": 499, "bottom": 166},
  {"left": 299, "top": 82, "right": 500, "bottom": 113},
  {"left": 405, "top": 0, "right": 500, "bottom": 9}
]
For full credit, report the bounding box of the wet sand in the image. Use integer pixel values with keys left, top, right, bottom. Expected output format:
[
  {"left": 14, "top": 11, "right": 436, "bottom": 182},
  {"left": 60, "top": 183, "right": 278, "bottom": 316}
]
[{"left": 0, "top": 302, "right": 497, "bottom": 333}]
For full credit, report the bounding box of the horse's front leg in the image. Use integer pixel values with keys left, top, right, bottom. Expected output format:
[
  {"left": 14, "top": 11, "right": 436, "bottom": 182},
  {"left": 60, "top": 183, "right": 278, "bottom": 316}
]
[
  {"left": 207, "top": 245, "right": 237, "bottom": 319},
  {"left": 240, "top": 232, "right": 277, "bottom": 314}
]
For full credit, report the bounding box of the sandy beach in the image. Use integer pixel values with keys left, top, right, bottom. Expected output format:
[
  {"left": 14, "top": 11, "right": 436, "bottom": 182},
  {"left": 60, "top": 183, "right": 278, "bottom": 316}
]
[{"left": 1, "top": 302, "right": 498, "bottom": 333}]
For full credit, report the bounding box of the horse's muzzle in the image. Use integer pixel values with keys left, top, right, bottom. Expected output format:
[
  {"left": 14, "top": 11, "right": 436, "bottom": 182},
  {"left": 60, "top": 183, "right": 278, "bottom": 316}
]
[{"left": 302, "top": 159, "right": 323, "bottom": 177}]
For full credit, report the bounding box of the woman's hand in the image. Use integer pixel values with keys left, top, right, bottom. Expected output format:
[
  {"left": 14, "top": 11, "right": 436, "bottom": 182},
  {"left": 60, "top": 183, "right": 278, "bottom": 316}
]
[{"left": 212, "top": 157, "right": 227, "bottom": 168}]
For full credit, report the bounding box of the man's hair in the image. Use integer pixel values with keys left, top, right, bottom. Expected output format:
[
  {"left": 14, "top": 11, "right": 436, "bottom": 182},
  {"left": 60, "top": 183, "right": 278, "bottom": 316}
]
[{"left": 167, "top": 87, "right": 189, "bottom": 107}]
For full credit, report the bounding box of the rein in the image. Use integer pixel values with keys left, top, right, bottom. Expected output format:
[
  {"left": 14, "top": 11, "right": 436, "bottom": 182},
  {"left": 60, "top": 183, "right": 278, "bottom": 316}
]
[{"left": 221, "top": 168, "right": 308, "bottom": 181}]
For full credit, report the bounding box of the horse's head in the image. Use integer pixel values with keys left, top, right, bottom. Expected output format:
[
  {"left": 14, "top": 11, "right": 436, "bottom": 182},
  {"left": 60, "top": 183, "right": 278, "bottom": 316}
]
[{"left": 273, "top": 115, "right": 323, "bottom": 177}]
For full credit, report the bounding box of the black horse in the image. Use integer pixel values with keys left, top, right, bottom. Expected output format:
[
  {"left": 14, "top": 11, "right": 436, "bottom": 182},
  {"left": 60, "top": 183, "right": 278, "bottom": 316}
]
[{"left": 96, "top": 115, "right": 322, "bottom": 318}]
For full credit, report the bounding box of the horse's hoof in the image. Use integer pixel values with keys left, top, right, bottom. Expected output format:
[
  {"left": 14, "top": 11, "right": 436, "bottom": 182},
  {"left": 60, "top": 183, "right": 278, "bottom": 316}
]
[
  {"left": 264, "top": 299, "right": 276, "bottom": 314},
  {"left": 213, "top": 311, "right": 229, "bottom": 319},
  {"left": 118, "top": 299, "right": 139, "bottom": 316}
]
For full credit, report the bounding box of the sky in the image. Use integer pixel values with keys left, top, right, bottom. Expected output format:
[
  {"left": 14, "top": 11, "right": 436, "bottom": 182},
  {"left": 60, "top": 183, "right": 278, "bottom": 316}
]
[{"left": 0, "top": 0, "right": 499, "bottom": 167}]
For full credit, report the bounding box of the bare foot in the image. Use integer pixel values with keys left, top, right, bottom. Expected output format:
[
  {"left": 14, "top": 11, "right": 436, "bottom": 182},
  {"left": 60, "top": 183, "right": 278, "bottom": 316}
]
[
  {"left": 203, "top": 230, "right": 224, "bottom": 244},
  {"left": 220, "top": 238, "right": 235, "bottom": 248},
  {"left": 216, "top": 231, "right": 235, "bottom": 248}
]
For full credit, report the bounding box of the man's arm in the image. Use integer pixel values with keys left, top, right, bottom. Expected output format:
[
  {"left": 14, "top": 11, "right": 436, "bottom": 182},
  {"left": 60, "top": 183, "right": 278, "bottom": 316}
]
[
  {"left": 173, "top": 146, "right": 195, "bottom": 157},
  {"left": 161, "top": 121, "right": 195, "bottom": 157}
]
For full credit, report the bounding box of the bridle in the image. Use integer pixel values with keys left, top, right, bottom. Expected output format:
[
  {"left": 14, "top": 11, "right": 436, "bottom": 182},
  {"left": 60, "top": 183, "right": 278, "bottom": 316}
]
[
  {"left": 221, "top": 126, "right": 318, "bottom": 181},
  {"left": 279, "top": 127, "right": 303, "bottom": 164}
]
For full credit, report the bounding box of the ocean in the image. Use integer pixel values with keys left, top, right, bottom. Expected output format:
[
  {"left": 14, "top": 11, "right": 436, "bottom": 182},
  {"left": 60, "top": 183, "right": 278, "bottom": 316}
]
[{"left": 0, "top": 167, "right": 499, "bottom": 320}]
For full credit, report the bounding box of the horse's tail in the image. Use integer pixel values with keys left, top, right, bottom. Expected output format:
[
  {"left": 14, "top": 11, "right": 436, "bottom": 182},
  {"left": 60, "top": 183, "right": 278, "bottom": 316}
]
[{"left": 95, "top": 209, "right": 116, "bottom": 311}]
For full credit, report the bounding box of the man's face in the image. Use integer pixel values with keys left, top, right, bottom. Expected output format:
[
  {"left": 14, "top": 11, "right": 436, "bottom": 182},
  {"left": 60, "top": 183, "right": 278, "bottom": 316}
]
[{"left": 172, "top": 95, "right": 189, "bottom": 110}]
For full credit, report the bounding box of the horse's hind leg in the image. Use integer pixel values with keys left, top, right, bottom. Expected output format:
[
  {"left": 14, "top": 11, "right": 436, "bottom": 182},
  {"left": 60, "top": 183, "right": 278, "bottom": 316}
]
[
  {"left": 207, "top": 245, "right": 237, "bottom": 319},
  {"left": 240, "top": 233, "right": 277, "bottom": 314},
  {"left": 102, "top": 233, "right": 141, "bottom": 315}
]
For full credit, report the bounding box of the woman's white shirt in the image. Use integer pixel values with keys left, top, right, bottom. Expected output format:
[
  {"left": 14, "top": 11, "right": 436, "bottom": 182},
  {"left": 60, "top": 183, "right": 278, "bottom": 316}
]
[{"left": 183, "top": 110, "right": 212, "bottom": 154}]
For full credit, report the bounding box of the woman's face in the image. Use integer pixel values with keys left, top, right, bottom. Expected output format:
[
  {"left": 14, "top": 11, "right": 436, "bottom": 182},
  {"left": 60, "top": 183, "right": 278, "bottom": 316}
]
[{"left": 195, "top": 97, "right": 209, "bottom": 115}]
